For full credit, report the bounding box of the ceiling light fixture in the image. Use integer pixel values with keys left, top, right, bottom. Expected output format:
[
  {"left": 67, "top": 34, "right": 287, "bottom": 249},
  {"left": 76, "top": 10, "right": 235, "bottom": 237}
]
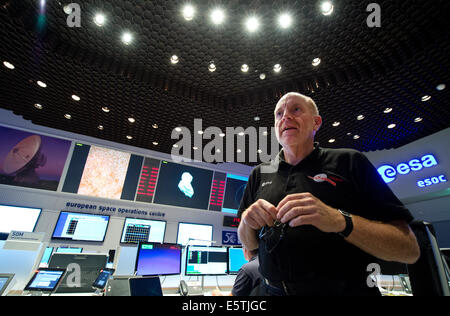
[
  {"left": 128, "top": 117, "right": 135, "bottom": 123},
  {"left": 34, "top": 103, "right": 43, "bottom": 110},
  {"left": 171, "top": 55, "right": 179, "bottom": 64},
  {"left": 98, "top": 125, "right": 104, "bottom": 130},
  {"left": 259, "top": 73, "right": 266, "bottom": 80},
  {"left": 152, "top": 141, "right": 159, "bottom": 146},
  {"left": 357, "top": 115, "right": 365, "bottom": 120},
  {"left": 383, "top": 107, "right": 393, "bottom": 113},
  {"left": 245, "top": 16, "right": 260, "bottom": 32},
  {"left": 182, "top": 5, "right": 195, "bottom": 21},
  {"left": 241, "top": 64, "right": 249, "bottom": 72},
  {"left": 332, "top": 121, "right": 340, "bottom": 127},
  {"left": 387, "top": 123, "right": 396, "bottom": 129},
  {"left": 210, "top": 8, "right": 225, "bottom": 25},
  {"left": 94, "top": 13, "right": 106, "bottom": 26},
  {"left": 278, "top": 13, "right": 292, "bottom": 29},
  {"left": 273, "top": 64, "right": 282, "bottom": 73},
  {"left": 64, "top": 114, "right": 72, "bottom": 120},
  {"left": 414, "top": 117, "right": 423, "bottom": 123},
  {"left": 321, "top": 1, "right": 334, "bottom": 16},
  {"left": 353, "top": 135, "right": 360, "bottom": 140},
  {"left": 3, "top": 61, "right": 15, "bottom": 69},
  {"left": 421, "top": 95, "right": 431, "bottom": 102},
  {"left": 71, "top": 95, "right": 80, "bottom": 101},
  {"left": 328, "top": 139, "right": 336, "bottom": 143},
  {"left": 102, "top": 106, "right": 110, "bottom": 113},
  {"left": 121, "top": 32, "right": 133, "bottom": 45},
  {"left": 312, "top": 58, "right": 321, "bottom": 67},
  {"left": 126, "top": 135, "right": 133, "bottom": 140},
  {"left": 436, "top": 84, "right": 446, "bottom": 91},
  {"left": 37, "top": 80, "right": 47, "bottom": 88},
  {"left": 152, "top": 124, "right": 158, "bottom": 129},
  {"left": 208, "top": 62, "right": 216, "bottom": 72}
]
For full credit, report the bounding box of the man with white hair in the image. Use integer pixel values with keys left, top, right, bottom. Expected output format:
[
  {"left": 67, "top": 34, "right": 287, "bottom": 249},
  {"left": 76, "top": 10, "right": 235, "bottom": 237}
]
[{"left": 237, "top": 92, "right": 420, "bottom": 295}]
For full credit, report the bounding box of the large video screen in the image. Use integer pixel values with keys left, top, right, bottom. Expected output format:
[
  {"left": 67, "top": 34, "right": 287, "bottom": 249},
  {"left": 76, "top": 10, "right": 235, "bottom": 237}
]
[
  {"left": 0, "top": 126, "right": 71, "bottom": 191},
  {"left": 222, "top": 174, "right": 248, "bottom": 215},
  {"left": 62, "top": 143, "right": 143, "bottom": 201},
  {"left": 153, "top": 161, "right": 213, "bottom": 210},
  {"left": 51, "top": 211, "right": 110, "bottom": 242},
  {"left": 0, "top": 204, "right": 42, "bottom": 239},
  {"left": 185, "top": 246, "right": 228, "bottom": 276},
  {"left": 120, "top": 218, "right": 166, "bottom": 244},
  {"left": 176, "top": 222, "right": 213, "bottom": 246}
]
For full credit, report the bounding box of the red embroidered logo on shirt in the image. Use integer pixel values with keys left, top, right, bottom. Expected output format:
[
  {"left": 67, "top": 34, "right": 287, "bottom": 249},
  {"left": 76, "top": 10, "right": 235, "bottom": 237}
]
[{"left": 308, "top": 173, "right": 336, "bottom": 187}]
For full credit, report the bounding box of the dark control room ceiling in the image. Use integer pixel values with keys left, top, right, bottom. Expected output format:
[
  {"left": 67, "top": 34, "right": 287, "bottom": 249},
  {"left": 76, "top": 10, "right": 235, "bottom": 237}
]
[{"left": 0, "top": 0, "right": 449, "bottom": 165}]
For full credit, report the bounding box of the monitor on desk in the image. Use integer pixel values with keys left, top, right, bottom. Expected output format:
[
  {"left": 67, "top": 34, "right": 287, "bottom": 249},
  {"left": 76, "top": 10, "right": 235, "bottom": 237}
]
[
  {"left": 135, "top": 242, "right": 182, "bottom": 276},
  {"left": 129, "top": 276, "right": 163, "bottom": 296},
  {"left": 185, "top": 246, "right": 228, "bottom": 276},
  {"left": 176, "top": 222, "right": 213, "bottom": 246},
  {"left": 0, "top": 274, "right": 15, "bottom": 296},
  {"left": 228, "top": 247, "right": 248, "bottom": 275},
  {"left": 24, "top": 269, "right": 65, "bottom": 292},
  {"left": 55, "top": 247, "right": 83, "bottom": 254}
]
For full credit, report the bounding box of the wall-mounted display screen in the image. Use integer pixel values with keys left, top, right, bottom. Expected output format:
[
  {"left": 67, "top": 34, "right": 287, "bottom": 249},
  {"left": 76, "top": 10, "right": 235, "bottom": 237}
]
[
  {"left": 153, "top": 161, "right": 213, "bottom": 210},
  {"left": 135, "top": 157, "right": 161, "bottom": 204},
  {"left": 222, "top": 174, "right": 248, "bottom": 215},
  {"left": 120, "top": 218, "right": 166, "bottom": 244},
  {"left": 185, "top": 246, "right": 228, "bottom": 276},
  {"left": 176, "top": 222, "right": 213, "bottom": 246},
  {"left": 0, "top": 125, "right": 71, "bottom": 191},
  {"left": 62, "top": 143, "right": 143, "bottom": 201},
  {"left": 208, "top": 172, "right": 226, "bottom": 212},
  {"left": 135, "top": 242, "right": 182, "bottom": 276},
  {"left": 0, "top": 204, "right": 42, "bottom": 240},
  {"left": 51, "top": 211, "right": 110, "bottom": 242}
]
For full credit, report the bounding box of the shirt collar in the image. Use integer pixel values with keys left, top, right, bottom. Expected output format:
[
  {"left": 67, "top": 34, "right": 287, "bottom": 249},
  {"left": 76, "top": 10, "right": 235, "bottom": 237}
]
[{"left": 277, "top": 142, "right": 321, "bottom": 167}]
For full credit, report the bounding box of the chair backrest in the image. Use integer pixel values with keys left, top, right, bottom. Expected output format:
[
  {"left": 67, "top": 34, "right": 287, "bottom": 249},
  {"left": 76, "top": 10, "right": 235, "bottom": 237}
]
[{"left": 407, "top": 220, "right": 450, "bottom": 296}]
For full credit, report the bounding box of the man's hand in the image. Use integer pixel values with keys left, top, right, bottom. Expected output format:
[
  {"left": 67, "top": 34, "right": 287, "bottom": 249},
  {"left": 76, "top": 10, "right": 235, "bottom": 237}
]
[
  {"left": 241, "top": 199, "right": 278, "bottom": 231},
  {"left": 276, "top": 192, "right": 345, "bottom": 233}
]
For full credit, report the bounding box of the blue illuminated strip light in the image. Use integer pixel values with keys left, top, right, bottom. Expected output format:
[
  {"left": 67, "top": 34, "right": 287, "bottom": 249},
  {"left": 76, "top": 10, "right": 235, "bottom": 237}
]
[{"left": 226, "top": 174, "right": 249, "bottom": 182}]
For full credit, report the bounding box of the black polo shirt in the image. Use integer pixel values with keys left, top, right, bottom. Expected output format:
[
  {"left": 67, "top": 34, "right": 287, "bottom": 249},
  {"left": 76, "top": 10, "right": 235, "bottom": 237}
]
[{"left": 238, "top": 144, "right": 413, "bottom": 295}]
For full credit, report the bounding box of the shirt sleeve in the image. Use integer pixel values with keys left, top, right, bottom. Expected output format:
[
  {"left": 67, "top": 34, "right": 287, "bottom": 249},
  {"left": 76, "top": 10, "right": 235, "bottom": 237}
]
[{"left": 352, "top": 151, "right": 414, "bottom": 223}]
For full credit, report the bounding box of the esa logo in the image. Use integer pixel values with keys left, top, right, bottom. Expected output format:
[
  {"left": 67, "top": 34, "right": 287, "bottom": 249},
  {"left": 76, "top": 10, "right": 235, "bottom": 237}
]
[{"left": 377, "top": 154, "right": 438, "bottom": 183}]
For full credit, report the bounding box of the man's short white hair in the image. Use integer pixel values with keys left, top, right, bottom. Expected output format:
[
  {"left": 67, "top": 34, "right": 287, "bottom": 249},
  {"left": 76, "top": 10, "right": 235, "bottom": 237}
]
[{"left": 278, "top": 92, "right": 320, "bottom": 116}]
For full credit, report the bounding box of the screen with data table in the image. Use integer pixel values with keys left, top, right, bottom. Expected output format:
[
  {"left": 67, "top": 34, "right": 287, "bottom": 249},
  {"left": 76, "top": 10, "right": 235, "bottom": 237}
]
[{"left": 120, "top": 218, "right": 166, "bottom": 244}]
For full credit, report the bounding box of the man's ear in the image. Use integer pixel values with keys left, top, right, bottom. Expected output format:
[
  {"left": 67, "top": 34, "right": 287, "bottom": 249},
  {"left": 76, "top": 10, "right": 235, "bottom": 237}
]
[{"left": 313, "top": 115, "right": 322, "bottom": 132}]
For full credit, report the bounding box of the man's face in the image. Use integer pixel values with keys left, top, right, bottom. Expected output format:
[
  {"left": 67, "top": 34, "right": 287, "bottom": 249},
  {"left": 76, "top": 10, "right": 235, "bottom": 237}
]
[{"left": 274, "top": 94, "right": 322, "bottom": 147}]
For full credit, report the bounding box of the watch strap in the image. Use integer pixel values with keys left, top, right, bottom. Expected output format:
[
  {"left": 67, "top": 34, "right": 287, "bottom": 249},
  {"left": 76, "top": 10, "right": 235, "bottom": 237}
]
[{"left": 338, "top": 209, "right": 353, "bottom": 238}]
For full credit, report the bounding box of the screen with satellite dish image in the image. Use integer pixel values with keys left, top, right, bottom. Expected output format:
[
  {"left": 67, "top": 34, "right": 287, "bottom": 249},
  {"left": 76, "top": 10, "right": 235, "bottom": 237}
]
[{"left": 0, "top": 126, "right": 72, "bottom": 191}]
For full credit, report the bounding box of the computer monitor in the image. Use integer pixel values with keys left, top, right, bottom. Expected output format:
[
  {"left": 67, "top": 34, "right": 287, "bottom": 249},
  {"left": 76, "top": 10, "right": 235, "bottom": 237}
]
[
  {"left": 228, "top": 247, "right": 248, "bottom": 275},
  {"left": 92, "top": 268, "right": 115, "bottom": 290},
  {"left": 120, "top": 218, "right": 166, "bottom": 244},
  {"left": 176, "top": 222, "right": 213, "bottom": 246},
  {"left": 39, "top": 247, "right": 54, "bottom": 267},
  {"left": 24, "top": 269, "right": 66, "bottom": 292},
  {"left": 52, "top": 211, "right": 110, "bottom": 242},
  {"left": 0, "top": 274, "right": 15, "bottom": 296},
  {"left": 0, "top": 204, "right": 42, "bottom": 240},
  {"left": 49, "top": 253, "right": 107, "bottom": 293},
  {"left": 129, "top": 276, "right": 163, "bottom": 296},
  {"left": 135, "top": 242, "right": 182, "bottom": 276},
  {"left": 55, "top": 247, "right": 83, "bottom": 254},
  {"left": 185, "top": 246, "right": 228, "bottom": 276},
  {"left": 222, "top": 174, "right": 248, "bottom": 215}
]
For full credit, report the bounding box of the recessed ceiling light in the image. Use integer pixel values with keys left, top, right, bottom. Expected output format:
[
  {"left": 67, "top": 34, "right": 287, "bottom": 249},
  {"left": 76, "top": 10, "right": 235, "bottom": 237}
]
[
  {"left": 152, "top": 124, "right": 158, "bottom": 129},
  {"left": 346, "top": 132, "right": 352, "bottom": 136},
  {"left": 175, "top": 127, "right": 182, "bottom": 132},
  {"left": 356, "top": 115, "right": 365, "bottom": 120},
  {"left": 94, "top": 13, "right": 106, "bottom": 26},
  {"left": 182, "top": 4, "right": 195, "bottom": 21},
  {"left": 171, "top": 55, "right": 179, "bottom": 64},
  {"left": 34, "top": 103, "right": 43, "bottom": 110},
  {"left": 414, "top": 117, "right": 423, "bottom": 123},
  {"left": 216, "top": 149, "right": 221, "bottom": 153},
  {"left": 197, "top": 130, "right": 204, "bottom": 135},
  {"left": 152, "top": 141, "right": 159, "bottom": 146},
  {"left": 237, "top": 149, "right": 242, "bottom": 153},
  {"left": 210, "top": 8, "right": 225, "bottom": 25},
  {"left": 219, "top": 133, "right": 225, "bottom": 137},
  {"left": 273, "top": 64, "right": 282, "bottom": 73},
  {"left": 97, "top": 125, "right": 104, "bottom": 130},
  {"left": 278, "top": 13, "right": 292, "bottom": 29},
  {"left": 173, "top": 144, "right": 179, "bottom": 148},
  {"left": 193, "top": 146, "right": 198, "bottom": 150},
  {"left": 254, "top": 116, "right": 260, "bottom": 121},
  {"left": 121, "top": 32, "right": 133, "bottom": 45},
  {"left": 128, "top": 117, "right": 135, "bottom": 123},
  {"left": 63, "top": 4, "right": 72, "bottom": 15},
  {"left": 387, "top": 123, "right": 396, "bottom": 129},
  {"left": 436, "top": 84, "right": 446, "bottom": 91},
  {"left": 37, "top": 80, "right": 47, "bottom": 88},
  {"left": 102, "top": 106, "right": 110, "bottom": 113},
  {"left": 208, "top": 62, "right": 216, "bottom": 72},
  {"left": 259, "top": 73, "right": 266, "bottom": 80},
  {"left": 262, "top": 131, "right": 268, "bottom": 136},
  {"left": 312, "top": 58, "right": 321, "bottom": 67},
  {"left": 421, "top": 95, "right": 431, "bottom": 102},
  {"left": 321, "top": 1, "right": 334, "bottom": 16},
  {"left": 238, "top": 131, "right": 245, "bottom": 136},
  {"left": 257, "top": 149, "right": 263, "bottom": 154},
  {"left": 353, "top": 135, "right": 360, "bottom": 140},
  {"left": 332, "top": 121, "right": 340, "bottom": 127},
  {"left": 328, "top": 138, "right": 336, "bottom": 143},
  {"left": 241, "top": 64, "right": 249, "bottom": 72},
  {"left": 383, "top": 107, "right": 393, "bottom": 113},
  {"left": 71, "top": 94, "right": 80, "bottom": 101},
  {"left": 3, "top": 61, "right": 15, "bottom": 69},
  {"left": 245, "top": 16, "right": 260, "bottom": 32},
  {"left": 126, "top": 135, "right": 133, "bottom": 140},
  {"left": 64, "top": 114, "right": 72, "bottom": 120}
]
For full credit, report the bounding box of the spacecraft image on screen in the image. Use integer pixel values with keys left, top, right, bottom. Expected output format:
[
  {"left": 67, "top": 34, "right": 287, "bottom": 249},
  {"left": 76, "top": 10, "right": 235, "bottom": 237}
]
[{"left": 178, "top": 172, "right": 194, "bottom": 198}]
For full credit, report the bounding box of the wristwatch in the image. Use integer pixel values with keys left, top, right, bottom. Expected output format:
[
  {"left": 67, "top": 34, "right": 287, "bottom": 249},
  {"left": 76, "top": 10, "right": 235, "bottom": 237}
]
[{"left": 337, "top": 209, "right": 353, "bottom": 238}]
